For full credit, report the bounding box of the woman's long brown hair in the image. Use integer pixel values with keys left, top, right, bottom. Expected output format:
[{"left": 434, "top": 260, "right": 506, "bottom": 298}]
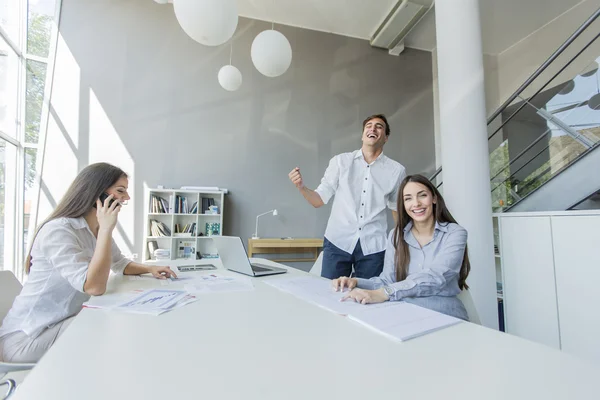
[
  {"left": 25, "top": 163, "right": 127, "bottom": 274},
  {"left": 393, "top": 174, "right": 470, "bottom": 290}
]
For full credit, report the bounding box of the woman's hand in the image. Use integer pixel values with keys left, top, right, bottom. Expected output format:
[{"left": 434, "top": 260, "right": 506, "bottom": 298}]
[
  {"left": 332, "top": 276, "right": 357, "bottom": 292},
  {"left": 148, "top": 265, "right": 177, "bottom": 280},
  {"left": 341, "top": 288, "right": 389, "bottom": 305},
  {"left": 96, "top": 194, "right": 121, "bottom": 232}
]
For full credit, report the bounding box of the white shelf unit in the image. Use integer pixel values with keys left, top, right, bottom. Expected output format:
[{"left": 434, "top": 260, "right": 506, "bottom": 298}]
[{"left": 143, "top": 188, "right": 227, "bottom": 266}]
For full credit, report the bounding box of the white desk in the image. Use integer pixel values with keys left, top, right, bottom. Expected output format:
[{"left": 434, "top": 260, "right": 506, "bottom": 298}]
[{"left": 12, "top": 258, "right": 600, "bottom": 399}]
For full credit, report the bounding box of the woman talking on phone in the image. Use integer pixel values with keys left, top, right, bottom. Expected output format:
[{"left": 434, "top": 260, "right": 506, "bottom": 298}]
[{"left": 0, "top": 162, "right": 176, "bottom": 363}]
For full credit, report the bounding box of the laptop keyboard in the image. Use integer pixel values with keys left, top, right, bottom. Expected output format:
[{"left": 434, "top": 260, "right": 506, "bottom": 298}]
[{"left": 251, "top": 265, "right": 271, "bottom": 272}]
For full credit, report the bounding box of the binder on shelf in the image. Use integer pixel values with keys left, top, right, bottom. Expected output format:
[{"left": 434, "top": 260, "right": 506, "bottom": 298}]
[{"left": 147, "top": 240, "right": 159, "bottom": 260}]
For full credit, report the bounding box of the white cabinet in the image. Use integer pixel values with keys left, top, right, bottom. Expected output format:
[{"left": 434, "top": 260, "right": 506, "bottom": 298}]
[
  {"left": 551, "top": 215, "right": 600, "bottom": 364},
  {"left": 499, "top": 216, "right": 560, "bottom": 349},
  {"left": 495, "top": 211, "right": 600, "bottom": 365}
]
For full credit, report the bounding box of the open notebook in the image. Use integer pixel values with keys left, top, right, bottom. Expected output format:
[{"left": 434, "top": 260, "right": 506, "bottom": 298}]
[{"left": 265, "top": 277, "right": 461, "bottom": 342}]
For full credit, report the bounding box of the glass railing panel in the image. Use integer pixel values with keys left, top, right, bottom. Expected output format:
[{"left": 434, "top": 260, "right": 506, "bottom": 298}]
[{"left": 487, "top": 98, "right": 558, "bottom": 209}]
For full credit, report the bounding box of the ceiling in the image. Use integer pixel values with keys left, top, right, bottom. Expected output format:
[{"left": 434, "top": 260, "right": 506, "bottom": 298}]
[{"left": 237, "top": 0, "right": 588, "bottom": 55}]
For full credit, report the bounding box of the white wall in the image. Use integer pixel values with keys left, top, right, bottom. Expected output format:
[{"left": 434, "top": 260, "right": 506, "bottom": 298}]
[{"left": 36, "top": 0, "right": 437, "bottom": 266}]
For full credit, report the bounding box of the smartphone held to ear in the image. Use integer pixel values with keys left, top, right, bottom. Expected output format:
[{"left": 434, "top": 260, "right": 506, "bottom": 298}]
[{"left": 96, "top": 192, "right": 118, "bottom": 208}]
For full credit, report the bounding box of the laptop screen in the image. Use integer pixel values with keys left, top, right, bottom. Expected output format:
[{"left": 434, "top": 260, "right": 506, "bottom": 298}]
[{"left": 211, "top": 236, "right": 255, "bottom": 275}]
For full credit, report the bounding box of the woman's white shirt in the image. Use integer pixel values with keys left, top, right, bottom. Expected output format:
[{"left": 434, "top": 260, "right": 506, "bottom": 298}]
[{"left": 0, "top": 217, "right": 129, "bottom": 339}]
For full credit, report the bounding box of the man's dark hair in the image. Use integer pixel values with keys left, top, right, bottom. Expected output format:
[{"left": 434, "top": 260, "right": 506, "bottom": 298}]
[{"left": 362, "top": 114, "right": 390, "bottom": 136}]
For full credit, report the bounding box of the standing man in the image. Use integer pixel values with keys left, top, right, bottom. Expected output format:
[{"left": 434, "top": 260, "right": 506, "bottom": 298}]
[{"left": 289, "top": 114, "right": 406, "bottom": 279}]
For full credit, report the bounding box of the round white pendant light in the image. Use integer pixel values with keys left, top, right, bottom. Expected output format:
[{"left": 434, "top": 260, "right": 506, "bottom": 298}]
[
  {"left": 581, "top": 61, "right": 598, "bottom": 77},
  {"left": 218, "top": 65, "right": 242, "bottom": 92},
  {"left": 251, "top": 29, "right": 292, "bottom": 77},
  {"left": 588, "top": 93, "right": 600, "bottom": 110},
  {"left": 560, "top": 80, "right": 575, "bottom": 95},
  {"left": 173, "top": 0, "right": 238, "bottom": 47}
]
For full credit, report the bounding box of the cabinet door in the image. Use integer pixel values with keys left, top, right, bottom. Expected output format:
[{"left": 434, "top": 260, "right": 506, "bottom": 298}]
[
  {"left": 500, "top": 216, "right": 560, "bottom": 349},
  {"left": 552, "top": 215, "right": 600, "bottom": 365}
]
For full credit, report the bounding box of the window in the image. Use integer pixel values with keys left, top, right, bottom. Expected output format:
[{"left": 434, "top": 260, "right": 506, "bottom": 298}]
[
  {"left": 27, "top": 0, "right": 56, "bottom": 58},
  {"left": 0, "top": 0, "right": 59, "bottom": 274},
  {"left": 0, "top": 35, "right": 20, "bottom": 139},
  {"left": 0, "top": 0, "right": 21, "bottom": 44},
  {"left": 0, "top": 138, "right": 18, "bottom": 272}
]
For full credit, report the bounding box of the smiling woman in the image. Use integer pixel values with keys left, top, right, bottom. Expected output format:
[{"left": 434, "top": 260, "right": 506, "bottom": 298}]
[{"left": 332, "top": 174, "right": 471, "bottom": 321}]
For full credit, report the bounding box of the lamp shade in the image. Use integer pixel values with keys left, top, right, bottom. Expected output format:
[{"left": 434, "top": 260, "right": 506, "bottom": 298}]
[
  {"left": 251, "top": 30, "right": 292, "bottom": 77},
  {"left": 218, "top": 65, "right": 242, "bottom": 92},
  {"left": 173, "top": 0, "right": 238, "bottom": 46},
  {"left": 588, "top": 93, "right": 600, "bottom": 110},
  {"left": 560, "top": 80, "right": 575, "bottom": 95},
  {"left": 581, "top": 61, "right": 598, "bottom": 77}
]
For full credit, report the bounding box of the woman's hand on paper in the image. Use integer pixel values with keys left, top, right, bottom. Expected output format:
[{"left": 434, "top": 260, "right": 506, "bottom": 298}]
[
  {"left": 341, "top": 288, "right": 389, "bottom": 305},
  {"left": 148, "top": 265, "right": 177, "bottom": 280},
  {"left": 332, "top": 276, "right": 357, "bottom": 292}
]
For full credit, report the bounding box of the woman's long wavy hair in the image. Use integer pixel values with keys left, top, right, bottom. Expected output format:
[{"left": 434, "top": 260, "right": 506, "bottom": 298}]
[
  {"left": 393, "top": 174, "right": 471, "bottom": 290},
  {"left": 25, "top": 163, "right": 127, "bottom": 274}
]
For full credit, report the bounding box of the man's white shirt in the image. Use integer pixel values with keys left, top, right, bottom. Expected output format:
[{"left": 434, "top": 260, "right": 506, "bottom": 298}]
[{"left": 315, "top": 149, "right": 406, "bottom": 255}]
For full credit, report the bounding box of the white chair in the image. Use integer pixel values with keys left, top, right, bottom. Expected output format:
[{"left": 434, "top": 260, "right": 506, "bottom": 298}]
[
  {"left": 457, "top": 288, "right": 481, "bottom": 325},
  {"left": 309, "top": 252, "right": 323, "bottom": 276},
  {"left": 0, "top": 378, "right": 16, "bottom": 400},
  {"left": 0, "top": 271, "right": 35, "bottom": 376},
  {"left": 0, "top": 271, "right": 22, "bottom": 323}
]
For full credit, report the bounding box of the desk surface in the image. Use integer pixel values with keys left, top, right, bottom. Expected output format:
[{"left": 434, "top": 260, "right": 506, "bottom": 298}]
[{"left": 13, "top": 259, "right": 600, "bottom": 400}]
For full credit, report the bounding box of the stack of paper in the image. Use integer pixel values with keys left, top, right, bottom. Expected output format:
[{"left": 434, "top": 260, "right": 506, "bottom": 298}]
[
  {"left": 265, "top": 277, "right": 461, "bottom": 342},
  {"left": 84, "top": 289, "right": 198, "bottom": 316}
]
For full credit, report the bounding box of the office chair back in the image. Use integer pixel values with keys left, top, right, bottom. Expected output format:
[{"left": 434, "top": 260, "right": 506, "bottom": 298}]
[
  {"left": 309, "top": 252, "right": 323, "bottom": 276},
  {"left": 457, "top": 288, "right": 481, "bottom": 324},
  {"left": 0, "top": 271, "right": 22, "bottom": 323},
  {"left": 0, "top": 379, "right": 16, "bottom": 400}
]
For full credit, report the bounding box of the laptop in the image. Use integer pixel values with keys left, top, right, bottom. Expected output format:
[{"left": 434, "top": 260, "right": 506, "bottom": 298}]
[{"left": 211, "top": 236, "right": 287, "bottom": 277}]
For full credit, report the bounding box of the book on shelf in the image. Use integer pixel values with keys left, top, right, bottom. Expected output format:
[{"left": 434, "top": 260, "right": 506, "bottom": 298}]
[
  {"left": 175, "top": 222, "right": 196, "bottom": 235},
  {"left": 150, "top": 220, "right": 171, "bottom": 236},
  {"left": 201, "top": 197, "right": 215, "bottom": 214},
  {"left": 150, "top": 195, "right": 169, "bottom": 213}
]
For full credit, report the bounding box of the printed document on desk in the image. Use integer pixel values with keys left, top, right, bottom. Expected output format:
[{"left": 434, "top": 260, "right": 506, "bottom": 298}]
[
  {"left": 265, "top": 277, "right": 462, "bottom": 341},
  {"left": 264, "top": 277, "right": 398, "bottom": 315},
  {"left": 84, "top": 289, "right": 197, "bottom": 316}
]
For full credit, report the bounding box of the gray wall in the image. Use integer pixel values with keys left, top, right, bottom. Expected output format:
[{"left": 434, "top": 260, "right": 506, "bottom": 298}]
[{"left": 39, "top": 0, "right": 435, "bottom": 268}]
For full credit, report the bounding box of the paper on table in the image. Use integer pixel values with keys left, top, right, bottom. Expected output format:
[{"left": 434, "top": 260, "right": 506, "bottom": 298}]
[
  {"left": 264, "top": 277, "right": 398, "bottom": 315},
  {"left": 264, "top": 276, "right": 462, "bottom": 341},
  {"left": 83, "top": 289, "right": 198, "bottom": 316},
  {"left": 115, "top": 289, "right": 188, "bottom": 315},
  {"left": 83, "top": 289, "right": 144, "bottom": 309},
  {"left": 348, "top": 302, "right": 462, "bottom": 342},
  {"left": 174, "top": 273, "right": 254, "bottom": 294}
]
